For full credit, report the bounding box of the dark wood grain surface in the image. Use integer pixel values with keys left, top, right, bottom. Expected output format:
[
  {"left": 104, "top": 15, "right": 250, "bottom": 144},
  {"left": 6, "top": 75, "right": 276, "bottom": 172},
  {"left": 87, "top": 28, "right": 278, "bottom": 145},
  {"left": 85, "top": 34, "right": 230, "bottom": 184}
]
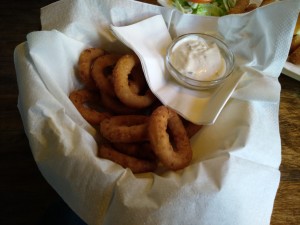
[{"left": 1, "top": 0, "right": 299, "bottom": 224}]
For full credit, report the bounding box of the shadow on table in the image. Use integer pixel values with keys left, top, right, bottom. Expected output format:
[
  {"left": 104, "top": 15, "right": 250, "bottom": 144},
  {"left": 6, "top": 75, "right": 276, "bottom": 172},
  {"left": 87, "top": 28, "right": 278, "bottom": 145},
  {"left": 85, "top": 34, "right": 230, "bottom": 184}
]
[{"left": 39, "top": 198, "right": 87, "bottom": 225}]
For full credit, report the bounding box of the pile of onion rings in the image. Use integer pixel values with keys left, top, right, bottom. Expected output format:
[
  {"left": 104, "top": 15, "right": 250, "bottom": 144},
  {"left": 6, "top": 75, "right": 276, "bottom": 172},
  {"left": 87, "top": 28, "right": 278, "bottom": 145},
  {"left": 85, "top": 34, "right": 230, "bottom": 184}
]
[{"left": 69, "top": 48, "right": 203, "bottom": 173}]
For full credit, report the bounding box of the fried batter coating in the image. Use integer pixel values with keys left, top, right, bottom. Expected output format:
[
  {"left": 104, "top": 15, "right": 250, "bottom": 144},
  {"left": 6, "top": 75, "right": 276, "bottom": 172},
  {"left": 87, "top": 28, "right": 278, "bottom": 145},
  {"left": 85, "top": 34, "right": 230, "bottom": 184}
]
[
  {"left": 112, "top": 54, "right": 156, "bottom": 109},
  {"left": 148, "top": 106, "right": 192, "bottom": 171},
  {"left": 100, "top": 115, "right": 149, "bottom": 143},
  {"left": 69, "top": 89, "right": 111, "bottom": 125},
  {"left": 229, "top": 0, "right": 250, "bottom": 14},
  {"left": 91, "top": 54, "right": 121, "bottom": 97},
  {"left": 290, "top": 35, "right": 300, "bottom": 53},
  {"left": 78, "top": 48, "right": 105, "bottom": 90},
  {"left": 244, "top": 3, "right": 257, "bottom": 13},
  {"left": 260, "top": 0, "right": 276, "bottom": 7},
  {"left": 289, "top": 45, "right": 300, "bottom": 65},
  {"left": 98, "top": 144, "right": 157, "bottom": 173}
]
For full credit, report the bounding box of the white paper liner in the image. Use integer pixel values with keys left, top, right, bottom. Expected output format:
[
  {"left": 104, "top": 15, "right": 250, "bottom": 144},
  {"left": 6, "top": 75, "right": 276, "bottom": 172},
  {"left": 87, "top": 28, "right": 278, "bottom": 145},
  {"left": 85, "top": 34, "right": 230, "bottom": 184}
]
[{"left": 14, "top": 0, "right": 300, "bottom": 224}]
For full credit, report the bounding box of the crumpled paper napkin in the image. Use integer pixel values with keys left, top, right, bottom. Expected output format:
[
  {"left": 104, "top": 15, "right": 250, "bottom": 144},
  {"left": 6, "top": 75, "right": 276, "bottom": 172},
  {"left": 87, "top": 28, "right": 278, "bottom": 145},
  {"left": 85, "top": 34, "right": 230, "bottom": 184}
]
[
  {"left": 110, "top": 14, "right": 244, "bottom": 124},
  {"left": 13, "top": 0, "right": 300, "bottom": 225}
]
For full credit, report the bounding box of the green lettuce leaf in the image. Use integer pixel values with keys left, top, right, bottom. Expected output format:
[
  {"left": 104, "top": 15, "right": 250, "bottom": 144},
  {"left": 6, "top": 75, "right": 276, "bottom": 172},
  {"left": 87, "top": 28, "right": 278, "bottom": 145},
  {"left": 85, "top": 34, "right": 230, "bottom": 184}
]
[{"left": 172, "top": 0, "right": 237, "bottom": 16}]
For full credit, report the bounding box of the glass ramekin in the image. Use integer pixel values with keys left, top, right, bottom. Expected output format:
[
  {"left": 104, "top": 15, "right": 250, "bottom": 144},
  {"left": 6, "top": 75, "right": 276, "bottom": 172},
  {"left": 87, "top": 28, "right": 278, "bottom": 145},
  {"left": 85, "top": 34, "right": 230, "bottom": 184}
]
[{"left": 166, "top": 33, "right": 235, "bottom": 90}]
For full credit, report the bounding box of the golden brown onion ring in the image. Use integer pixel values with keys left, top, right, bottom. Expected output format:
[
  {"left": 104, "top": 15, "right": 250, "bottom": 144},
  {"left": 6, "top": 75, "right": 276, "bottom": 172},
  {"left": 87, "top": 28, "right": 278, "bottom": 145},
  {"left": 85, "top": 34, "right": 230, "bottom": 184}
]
[
  {"left": 112, "top": 54, "right": 156, "bottom": 109},
  {"left": 69, "top": 89, "right": 111, "bottom": 125},
  {"left": 148, "top": 106, "right": 192, "bottom": 170},
  {"left": 100, "top": 92, "right": 139, "bottom": 115},
  {"left": 98, "top": 144, "right": 157, "bottom": 173},
  {"left": 91, "top": 54, "right": 121, "bottom": 97},
  {"left": 229, "top": 0, "right": 250, "bottom": 14},
  {"left": 78, "top": 48, "right": 105, "bottom": 90},
  {"left": 289, "top": 46, "right": 300, "bottom": 64},
  {"left": 100, "top": 115, "right": 149, "bottom": 143},
  {"left": 112, "top": 142, "right": 156, "bottom": 160},
  {"left": 181, "top": 119, "right": 203, "bottom": 138},
  {"left": 128, "top": 63, "right": 148, "bottom": 94}
]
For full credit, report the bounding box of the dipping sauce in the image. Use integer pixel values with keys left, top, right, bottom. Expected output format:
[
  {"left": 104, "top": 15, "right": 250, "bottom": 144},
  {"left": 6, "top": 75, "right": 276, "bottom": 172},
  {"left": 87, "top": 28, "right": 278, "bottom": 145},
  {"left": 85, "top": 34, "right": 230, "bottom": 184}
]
[
  {"left": 169, "top": 35, "right": 226, "bottom": 81},
  {"left": 166, "top": 33, "right": 235, "bottom": 90}
]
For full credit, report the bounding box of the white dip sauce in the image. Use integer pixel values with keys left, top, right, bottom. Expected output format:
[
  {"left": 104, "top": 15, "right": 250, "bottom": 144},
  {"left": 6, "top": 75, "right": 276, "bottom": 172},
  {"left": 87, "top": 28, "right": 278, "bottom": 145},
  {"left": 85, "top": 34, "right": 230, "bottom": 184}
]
[{"left": 169, "top": 36, "right": 226, "bottom": 81}]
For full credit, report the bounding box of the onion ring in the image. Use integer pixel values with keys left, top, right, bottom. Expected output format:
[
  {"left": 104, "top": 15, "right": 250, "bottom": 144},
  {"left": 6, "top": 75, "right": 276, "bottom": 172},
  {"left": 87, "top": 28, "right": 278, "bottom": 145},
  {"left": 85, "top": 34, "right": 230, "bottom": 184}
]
[
  {"left": 100, "top": 92, "right": 139, "bottom": 115},
  {"left": 244, "top": 3, "right": 257, "bottom": 13},
  {"left": 91, "top": 54, "right": 121, "bottom": 97},
  {"left": 289, "top": 46, "right": 300, "bottom": 65},
  {"left": 128, "top": 63, "right": 147, "bottom": 94},
  {"left": 91, "top": 54, "right": 147, "bottom": 96},
  {"left": 148, "top": 106, "right": 192, "bottom": 170},
  {"left": 98, "top": 144, "right": 157, "bottom": 173},
  {"left": 229, "top": 0, "right": 250, "bottom": 14},
  {"left": 112, "top": 142, "right": 156, "bottom": 160},
  {"left": 69, "top": 89, "right": 111, "bottom": 125},
  {"left": 100, "top": 115, "right": 149, "bottom": 143},
  {"left": 185, "top": 123, "right": 203, "bottom": 138},
  {"left": 260, "top": 0, "right": 275, "bottom": 6},
  {"left": 113, "top": 54, "right": 156, "bottom": 109},
  {"left": 181, "top": 119, "right": 203, "bottom": 138},
  {"left": 78, "top": 48, "right": 105, "bottom": 90},
  {"left": 290, "top": 35, "right": 300, "bottom": 54}
]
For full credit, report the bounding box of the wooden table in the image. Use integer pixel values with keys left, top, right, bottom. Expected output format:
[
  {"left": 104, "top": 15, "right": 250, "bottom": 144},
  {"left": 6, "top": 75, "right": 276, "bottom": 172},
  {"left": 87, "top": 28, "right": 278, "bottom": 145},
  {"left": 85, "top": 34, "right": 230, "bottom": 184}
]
[{"left": 1, "top": 0, "right": 299, "bottom": 224}]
